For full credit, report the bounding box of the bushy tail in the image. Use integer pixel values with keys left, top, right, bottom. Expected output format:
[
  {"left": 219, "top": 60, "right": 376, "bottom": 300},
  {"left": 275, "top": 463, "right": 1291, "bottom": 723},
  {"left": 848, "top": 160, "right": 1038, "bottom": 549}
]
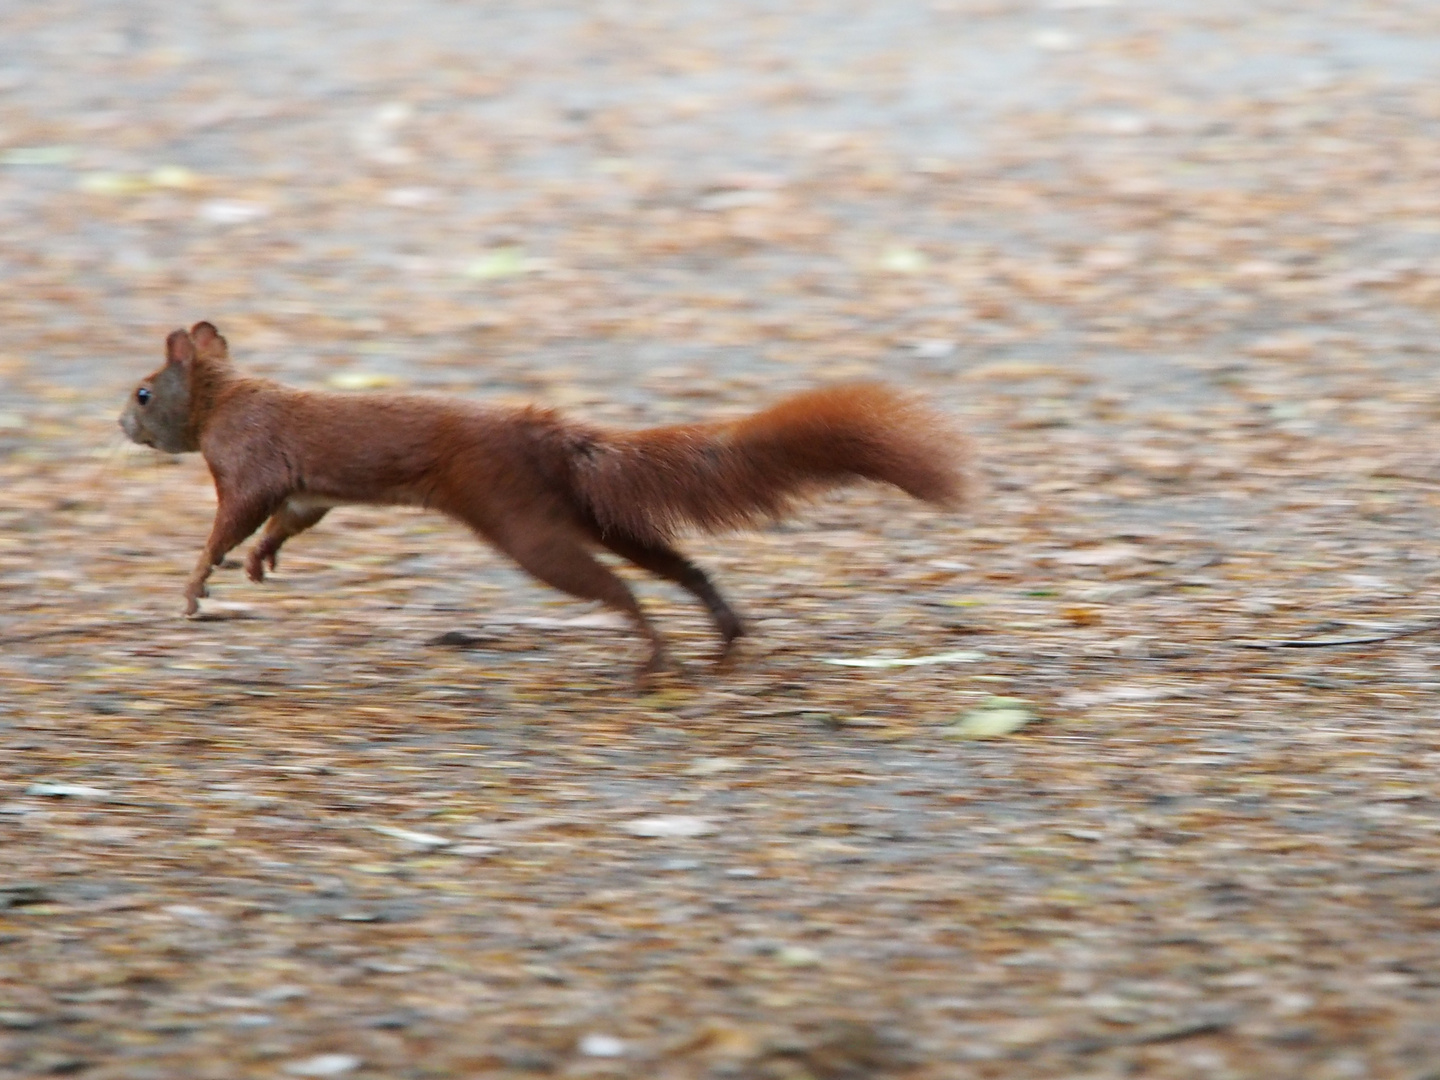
[{"left": 571, "top": 383, "right": 965, "bottom": 544}]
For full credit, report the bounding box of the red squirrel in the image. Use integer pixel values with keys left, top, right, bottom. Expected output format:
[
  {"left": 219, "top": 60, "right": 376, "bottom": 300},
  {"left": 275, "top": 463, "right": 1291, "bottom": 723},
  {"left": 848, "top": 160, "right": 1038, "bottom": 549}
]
[{"left": 120, "top": 322, "right": 966, "bottom": 673}]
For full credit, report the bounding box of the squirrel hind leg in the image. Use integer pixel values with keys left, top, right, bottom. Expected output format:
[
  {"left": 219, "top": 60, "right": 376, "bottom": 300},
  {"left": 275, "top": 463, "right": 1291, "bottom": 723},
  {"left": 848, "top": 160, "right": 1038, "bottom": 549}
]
[
  {"left": 484, "top": 516, "right": 671, "bottom": 675},
  {"left": 246, "top": 502, "right": 330, "bottom": 583},
  {"left": 588, "top": 528, "right": 745, "bottom": 659}
]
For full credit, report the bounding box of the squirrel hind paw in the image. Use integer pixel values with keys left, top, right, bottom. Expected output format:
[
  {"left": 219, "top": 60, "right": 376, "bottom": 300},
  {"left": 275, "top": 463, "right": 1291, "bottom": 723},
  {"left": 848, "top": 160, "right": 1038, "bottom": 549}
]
[
  {"left": 636, "top": 648, "right": 686, "bottom": 685},
  {"left": 244, "top": 551, "right": 267, "bottom": 583}
]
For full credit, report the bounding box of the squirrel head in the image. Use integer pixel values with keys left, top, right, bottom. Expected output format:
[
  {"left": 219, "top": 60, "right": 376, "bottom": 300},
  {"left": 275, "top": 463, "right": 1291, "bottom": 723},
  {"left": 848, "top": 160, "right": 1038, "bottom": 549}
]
[{"left": 119, "top": 322, "right": 230, "bottom": 454}]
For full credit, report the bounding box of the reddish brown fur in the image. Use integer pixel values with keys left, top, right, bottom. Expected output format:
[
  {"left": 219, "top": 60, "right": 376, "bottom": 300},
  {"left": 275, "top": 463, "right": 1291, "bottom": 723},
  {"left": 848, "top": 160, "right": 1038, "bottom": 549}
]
[
  {"left": 575, "top": 383, "right": 964, "bottom": 543},
  {"left": 120, "top": 323, "right": 967, "bottom": 675}
]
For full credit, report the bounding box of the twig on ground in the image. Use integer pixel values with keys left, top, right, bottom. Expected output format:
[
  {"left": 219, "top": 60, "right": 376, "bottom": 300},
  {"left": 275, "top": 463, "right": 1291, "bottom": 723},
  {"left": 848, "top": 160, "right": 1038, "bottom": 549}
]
[{"left": 1237, "top": 619, "right": 1440, "bottom": 650}]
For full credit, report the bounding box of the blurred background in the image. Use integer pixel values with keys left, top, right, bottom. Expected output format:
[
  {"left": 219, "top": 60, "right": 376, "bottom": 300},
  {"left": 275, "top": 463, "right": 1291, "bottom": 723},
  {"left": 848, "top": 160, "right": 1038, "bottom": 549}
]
[{"left": 5, "top": 0, "right": 1439, "bottom": 434}]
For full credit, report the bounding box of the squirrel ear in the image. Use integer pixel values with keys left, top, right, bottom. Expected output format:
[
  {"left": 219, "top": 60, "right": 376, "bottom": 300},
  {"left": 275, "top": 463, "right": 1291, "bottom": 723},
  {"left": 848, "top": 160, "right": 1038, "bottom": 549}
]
[
  {"left": 165, "top": 329, "right": 196, "bottom": 368},
  {"left": 189, "top": 321, "right": 229, "bottom": 359}
]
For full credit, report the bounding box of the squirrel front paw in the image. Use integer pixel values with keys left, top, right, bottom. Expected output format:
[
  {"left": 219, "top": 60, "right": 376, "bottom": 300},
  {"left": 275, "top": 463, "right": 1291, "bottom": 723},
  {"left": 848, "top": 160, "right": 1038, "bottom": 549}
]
[{"left": 183, "top": 580, "right": 209, "bottom": 615}]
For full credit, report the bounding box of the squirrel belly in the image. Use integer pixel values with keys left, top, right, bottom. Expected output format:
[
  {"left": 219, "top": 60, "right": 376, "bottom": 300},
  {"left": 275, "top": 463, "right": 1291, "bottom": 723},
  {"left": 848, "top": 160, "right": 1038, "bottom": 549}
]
[{"left": 121, "top": 322, "right": 969, "bottom": 675}]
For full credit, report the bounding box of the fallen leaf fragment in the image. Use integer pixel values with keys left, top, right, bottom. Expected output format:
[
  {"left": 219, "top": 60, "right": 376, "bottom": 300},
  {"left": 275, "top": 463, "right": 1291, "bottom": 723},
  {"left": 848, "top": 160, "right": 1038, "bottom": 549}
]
[
  {"left": 879, "top": 247, "right": 928, "bottom": 273},
  {"left": 77, "top": 172, "right": 148, "bottom": 195},
  {"left": 459, "top": 816, "right": 580, "bottom": 840},
  {"left": 1, "top": 145, "right": 75, "bottom": 165},
  {"left": 578, "top": 1034, "right": 626, "bottom": 1057},
  {"left": 162, "top": 904, "right": 226, "bottom": 929},
  {"left": 464, "top": 247, "right": 529, "bottom": 279},
  {"left": 282, "top": 1054, "right": 361, "bottom": 1077},
  {"left": 1049, "top": 544, "right": 1145, "bottom": 566},
  {"left": 366, "top": 824, "right": 451, "bottom": 849},
  {"left": 821, "top": 649, "right": 984, "bottom": 668},
  {"left": 448, "top": 843, "right": 500, "bottom": 858},
  {"left": 686, "top": 757, "right": 745, "bottom": 775},
  {"left": 622, "top": 815, "right": 716, "bottom": 838},
  {"left": 26, "top": 782, "right": 111, "bottom": 799},
  {"left": 775, "top": 945, "right": 822, "bottom": 967},
  {"left": 198, "top": 199, "right": 269, "bottom": 225},
  {"left": 946, "top": 696, "right": 1035, "bottom": 739}
]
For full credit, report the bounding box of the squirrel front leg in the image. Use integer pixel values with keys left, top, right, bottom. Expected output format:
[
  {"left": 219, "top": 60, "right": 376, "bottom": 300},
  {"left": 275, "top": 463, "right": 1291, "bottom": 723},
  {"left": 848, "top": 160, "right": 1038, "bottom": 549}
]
[{"left": 185, "top": 491, "right": 274, "bottom": 614}]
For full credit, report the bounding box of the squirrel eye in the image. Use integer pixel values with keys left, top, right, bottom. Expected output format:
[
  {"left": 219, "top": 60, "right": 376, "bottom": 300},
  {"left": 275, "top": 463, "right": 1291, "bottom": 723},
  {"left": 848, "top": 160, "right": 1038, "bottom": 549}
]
[{"left": 136, "top": 387, "right": 152, "bottom": 406}]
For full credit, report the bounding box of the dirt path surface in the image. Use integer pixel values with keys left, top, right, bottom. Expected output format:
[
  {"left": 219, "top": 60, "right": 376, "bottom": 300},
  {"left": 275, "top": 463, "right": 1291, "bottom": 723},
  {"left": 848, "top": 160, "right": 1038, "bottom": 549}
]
[{"left": 6, "top": 2, "right": 1440, "bottom": 1077}]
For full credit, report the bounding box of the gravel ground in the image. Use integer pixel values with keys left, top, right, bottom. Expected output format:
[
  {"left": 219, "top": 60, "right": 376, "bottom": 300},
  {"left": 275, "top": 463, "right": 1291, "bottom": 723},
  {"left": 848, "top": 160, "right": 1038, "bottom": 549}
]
[{"left": 5, "top": 2, "right": 1440, "bottom": 1078}]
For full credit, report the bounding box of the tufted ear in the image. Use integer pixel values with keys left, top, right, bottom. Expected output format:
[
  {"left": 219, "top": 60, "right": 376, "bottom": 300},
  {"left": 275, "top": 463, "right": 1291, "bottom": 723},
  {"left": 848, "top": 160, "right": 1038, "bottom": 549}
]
[
  {"left": 189, "top": 321, "right": 229, "bottom": 361},
  {"left": 165, "top": 328, "right": 196, "bottom": 368}
]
